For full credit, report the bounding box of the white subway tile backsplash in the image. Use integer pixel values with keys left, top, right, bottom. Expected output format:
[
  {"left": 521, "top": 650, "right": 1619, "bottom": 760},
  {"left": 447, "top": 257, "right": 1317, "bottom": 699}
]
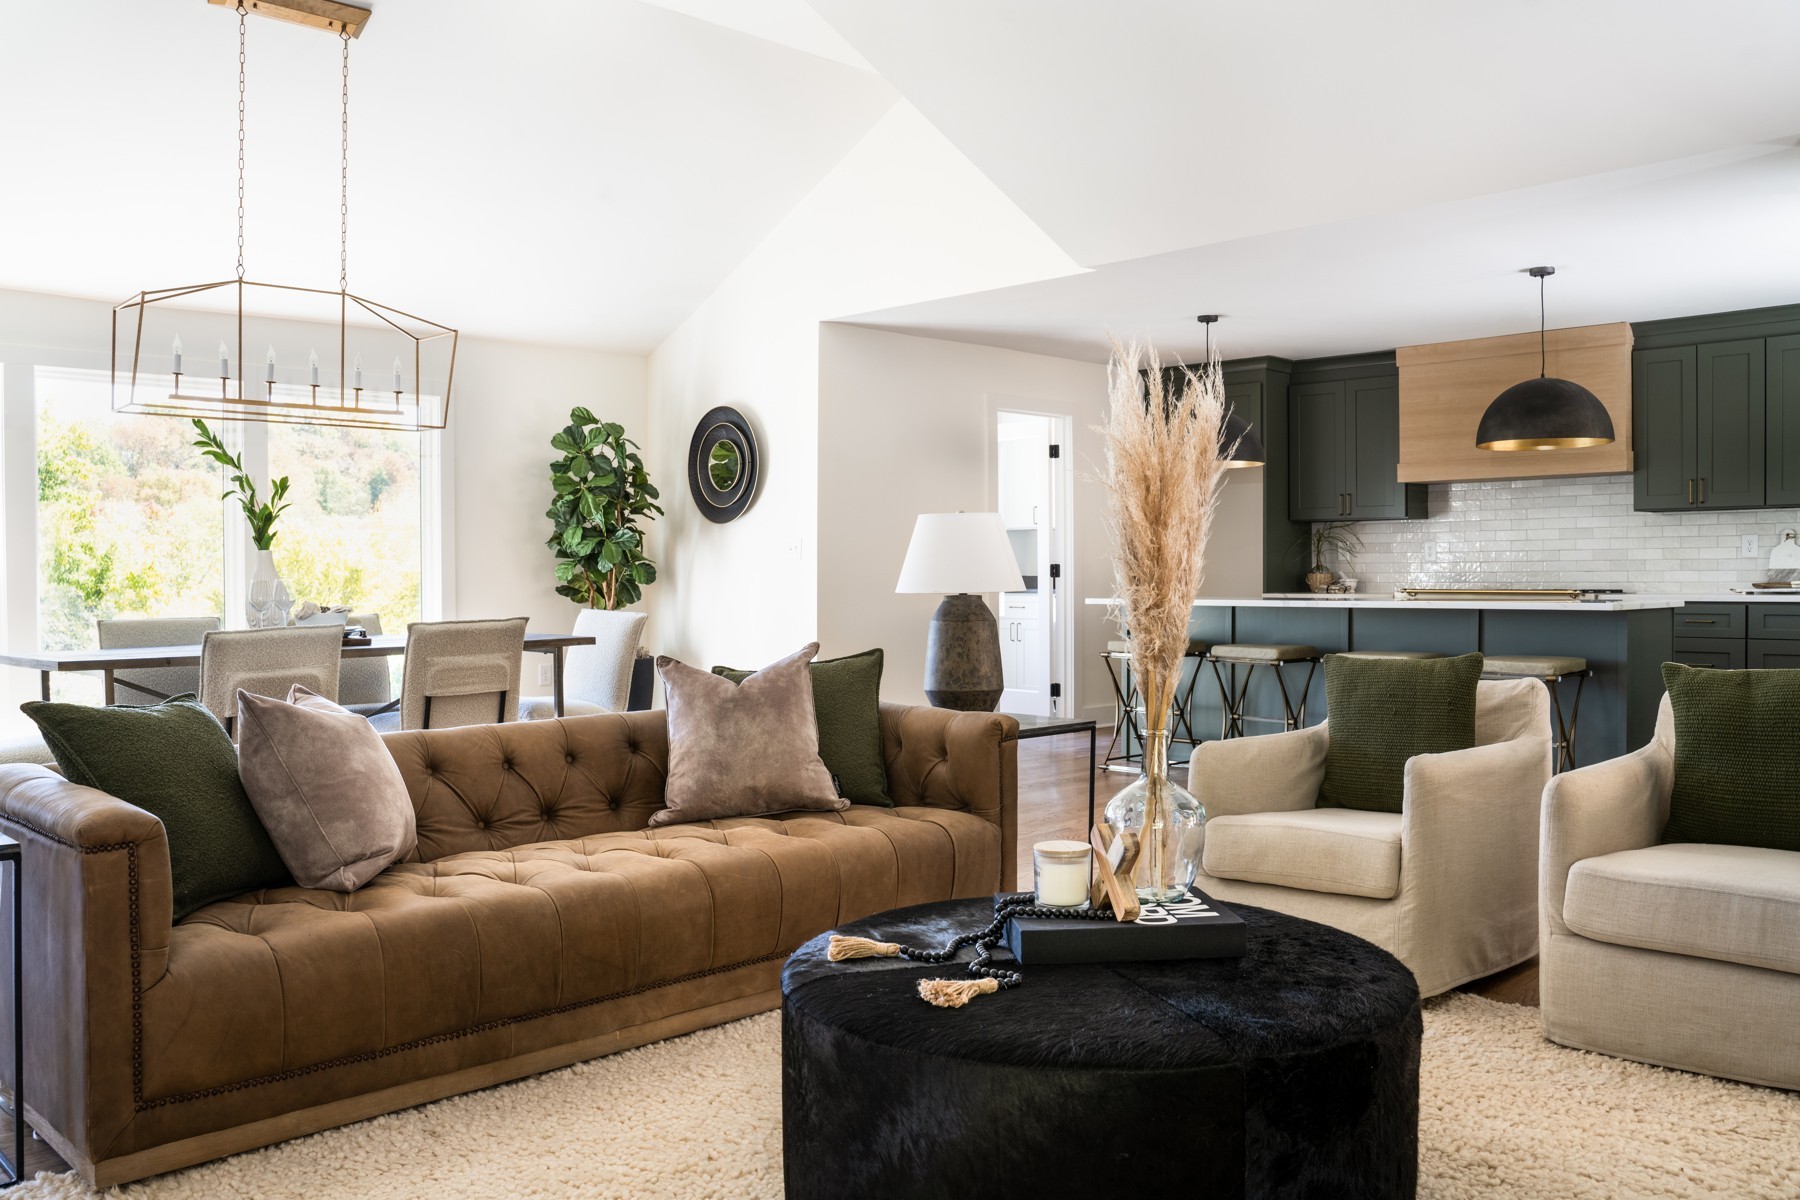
[{"left": 1325, "top": 475, "right": 1800, "bottom": 594}]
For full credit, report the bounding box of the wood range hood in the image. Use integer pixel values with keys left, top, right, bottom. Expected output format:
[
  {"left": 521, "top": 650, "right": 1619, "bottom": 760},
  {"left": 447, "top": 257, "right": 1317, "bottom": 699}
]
[{"left": 1395, "top": 322, "right": 1634, "bottom": 483}]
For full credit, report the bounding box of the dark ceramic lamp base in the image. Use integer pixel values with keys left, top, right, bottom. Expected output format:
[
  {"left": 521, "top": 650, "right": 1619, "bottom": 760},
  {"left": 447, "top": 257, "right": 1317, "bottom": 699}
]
[{"left": 923, "top": 593, "right": 1003, "bottom": 711}]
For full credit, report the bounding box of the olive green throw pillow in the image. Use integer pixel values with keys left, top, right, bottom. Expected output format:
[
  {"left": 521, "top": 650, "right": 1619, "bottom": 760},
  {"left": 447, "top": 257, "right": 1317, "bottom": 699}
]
[
  {"left": 1660, "top": 662, "right": 1800, "bottom": 852},
  {"left": 1318, "top": 653, "right": 1484, "bottom": 813},
  {"left": 714, "top": 647, "right": 890, "bottom": 806},
  {"left": 21, "top": 696, "right": 290, "bottom": 920}
]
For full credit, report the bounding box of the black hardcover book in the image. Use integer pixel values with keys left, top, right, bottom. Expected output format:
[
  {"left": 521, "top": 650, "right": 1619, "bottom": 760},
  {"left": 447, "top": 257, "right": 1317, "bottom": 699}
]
[{"left": 1003, "top": 889, "right": 1246, "bottom": 965}]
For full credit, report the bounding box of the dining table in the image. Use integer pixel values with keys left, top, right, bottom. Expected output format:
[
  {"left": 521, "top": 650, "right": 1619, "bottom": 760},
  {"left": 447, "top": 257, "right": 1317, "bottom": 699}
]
[{"left": 0, "top": 632, "right": 597, "bottom": 718}]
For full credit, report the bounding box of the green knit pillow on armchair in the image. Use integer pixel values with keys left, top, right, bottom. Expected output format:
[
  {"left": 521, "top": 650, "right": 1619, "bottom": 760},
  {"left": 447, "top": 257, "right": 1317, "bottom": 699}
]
[
  {"left": 1318, "top": 653, "right": 1484, "bottom": 813},
  {"left": 1660, "top": 662, "right": 1800, "bottom": 851}
]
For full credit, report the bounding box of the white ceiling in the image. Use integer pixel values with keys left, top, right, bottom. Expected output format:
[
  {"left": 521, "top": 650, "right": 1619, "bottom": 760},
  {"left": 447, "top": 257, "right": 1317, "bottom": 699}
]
[
  {"left": 0, "top": 0, "right": 893, "bottom": 350},
  {"left": 806, "top": 0, "right": 1800, "bottom": 362},
  {"left": 5, "top": 1, "right": 1799, "bottom": 359},
  {"left": 810, "top": 0, "right": 1800, "bottom": 266}
]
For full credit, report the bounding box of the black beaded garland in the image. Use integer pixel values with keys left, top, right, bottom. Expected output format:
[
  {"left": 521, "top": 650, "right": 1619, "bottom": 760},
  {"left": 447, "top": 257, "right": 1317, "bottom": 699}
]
[{"left": 886, "top": 892, "right": 1108, "bottom": 992}]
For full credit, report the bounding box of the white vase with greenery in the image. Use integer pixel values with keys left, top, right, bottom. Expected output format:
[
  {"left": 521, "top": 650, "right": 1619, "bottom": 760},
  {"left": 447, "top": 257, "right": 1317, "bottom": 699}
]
[{"left": 192, "top": 419, "right": 293, "bottom": 627}]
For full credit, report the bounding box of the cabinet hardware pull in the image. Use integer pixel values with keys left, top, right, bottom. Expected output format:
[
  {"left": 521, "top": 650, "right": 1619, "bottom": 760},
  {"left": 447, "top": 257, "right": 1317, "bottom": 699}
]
[
  {"left": 1687, "top": 478, "right": 1695, "bottom": 504},
  {"left": 1032, "top": 505, "right": 1038, "bottom": 525},
  {"left": 1686, "top": 618, "right": 1717, "bottom": 625},
  {"left": 1698, "top": 478, "right": 1706, "bottom": 505}
]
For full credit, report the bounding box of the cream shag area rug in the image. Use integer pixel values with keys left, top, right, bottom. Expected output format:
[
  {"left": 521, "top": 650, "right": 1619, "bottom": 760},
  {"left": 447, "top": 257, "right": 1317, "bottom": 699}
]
[{"left": 20, "top": 993, "right": 1800, "bottom": 1199}]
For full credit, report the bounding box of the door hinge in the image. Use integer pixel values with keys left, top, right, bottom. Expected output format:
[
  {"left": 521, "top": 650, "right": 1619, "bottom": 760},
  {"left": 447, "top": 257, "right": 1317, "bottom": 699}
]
[
  {"left": 1049, "top": 563, "right": 1061, "bottom": 589},
  {"left": 1048, "top": 443, "right": 1060, "bottom": 458},
  {"left": 1049, "top": 682, "right": 1062, "bottom": 699}
]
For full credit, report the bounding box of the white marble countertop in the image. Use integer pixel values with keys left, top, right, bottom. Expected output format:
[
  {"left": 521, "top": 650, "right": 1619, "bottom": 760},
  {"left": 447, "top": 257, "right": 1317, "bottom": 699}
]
[{"left": 1084, "top": 591, "right": 1800, "bottom": 613}]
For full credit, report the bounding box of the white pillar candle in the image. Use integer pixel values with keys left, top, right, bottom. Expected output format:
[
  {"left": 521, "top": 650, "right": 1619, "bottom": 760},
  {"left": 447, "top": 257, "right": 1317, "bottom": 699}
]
[
  {"left": 171, "top": 336, "right": 182, "bottom": 375},
  {"left": 1033, "top": 839, "right": 1092, "bottom": 907}
]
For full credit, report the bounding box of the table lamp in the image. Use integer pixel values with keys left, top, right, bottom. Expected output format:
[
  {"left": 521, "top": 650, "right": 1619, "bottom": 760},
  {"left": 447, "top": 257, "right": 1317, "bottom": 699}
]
[{"left": 896, "top": 512, "right": 1026, "bottom": 710}]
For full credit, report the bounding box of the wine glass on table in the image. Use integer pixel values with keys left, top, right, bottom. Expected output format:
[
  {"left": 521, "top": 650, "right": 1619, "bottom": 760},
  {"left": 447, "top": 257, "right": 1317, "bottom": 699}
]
[{"left": 248, "top": 577, "right": 276, "bottom": 629}]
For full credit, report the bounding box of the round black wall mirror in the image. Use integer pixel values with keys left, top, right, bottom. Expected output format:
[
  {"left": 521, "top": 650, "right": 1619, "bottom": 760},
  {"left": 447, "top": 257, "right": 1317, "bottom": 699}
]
[{"left": 688, "top": 406, "right": 758, "bottom": 523}]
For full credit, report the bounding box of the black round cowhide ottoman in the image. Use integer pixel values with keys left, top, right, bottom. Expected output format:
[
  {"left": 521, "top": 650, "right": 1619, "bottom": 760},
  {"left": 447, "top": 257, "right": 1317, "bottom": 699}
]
[{"left": 782, "top": 897, "right": 1420, "bottom": 1200}]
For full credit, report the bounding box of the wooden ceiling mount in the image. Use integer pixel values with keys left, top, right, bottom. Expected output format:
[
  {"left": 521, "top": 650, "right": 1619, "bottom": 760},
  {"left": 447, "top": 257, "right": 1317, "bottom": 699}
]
[{"left": 207, "top": 0, "right": 372, "bottom": 39}]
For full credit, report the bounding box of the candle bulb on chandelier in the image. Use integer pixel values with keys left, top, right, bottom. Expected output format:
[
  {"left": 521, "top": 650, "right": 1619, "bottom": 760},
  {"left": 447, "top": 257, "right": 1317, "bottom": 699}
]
[
  {"left": 265, "top": 346, "right": 277, "bottom": 384},
  {"left": 218, "top": 341, "right": 230, "bottom": 379},
  {"left": 309, "top": 349, "right": 320, "bottom": 387},
  {"left": 353, "top": 353, "right": 363, "bottom": 390},
  {"left": 171, "top": 337, "right": 183, "bottom": 377},
  {"left": 392, "top": 357, "right": 403, "bottom": 393}
]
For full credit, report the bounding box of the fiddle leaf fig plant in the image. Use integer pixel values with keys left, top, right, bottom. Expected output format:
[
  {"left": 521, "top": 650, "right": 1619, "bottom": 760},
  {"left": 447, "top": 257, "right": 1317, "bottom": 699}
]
[
  {"left": 546, "top": 407, "right": 662, "bottom": 610},
  {"left": 191, "top": 418, "right": 291, "bottom": 550}
]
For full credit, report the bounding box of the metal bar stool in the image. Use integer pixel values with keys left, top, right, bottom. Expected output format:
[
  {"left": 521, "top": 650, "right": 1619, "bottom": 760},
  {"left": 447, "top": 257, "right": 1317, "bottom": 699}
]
[
  {"left": 1206, "top": 643, "right": 1321, "bottom": 738},
  {"left": 1100, "top": 641, "right": 1145, "bottom": 771},
  {"left": 1170, "top": 637, "right": 1209, "bottom": 750},
  {"left": 1480, "top": 654, "right": 1591, "bottom": 772}
]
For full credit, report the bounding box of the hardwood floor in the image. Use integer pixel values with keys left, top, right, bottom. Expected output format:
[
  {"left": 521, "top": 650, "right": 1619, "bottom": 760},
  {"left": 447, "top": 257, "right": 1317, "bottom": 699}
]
[{"left": 1014, "top": 727, "right": 1541, "bottom": 1007}]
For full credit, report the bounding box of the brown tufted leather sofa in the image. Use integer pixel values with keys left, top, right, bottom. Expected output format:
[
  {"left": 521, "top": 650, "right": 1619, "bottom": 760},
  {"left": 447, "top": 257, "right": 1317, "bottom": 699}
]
[{"left": 0, "top": 702, "right": 1018, "bottom": 1187}]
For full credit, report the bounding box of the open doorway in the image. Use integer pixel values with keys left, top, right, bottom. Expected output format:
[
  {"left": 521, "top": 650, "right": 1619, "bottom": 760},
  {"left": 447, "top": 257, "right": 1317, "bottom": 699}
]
[{"left": 995, "top": 409, "right": 1073, "bottom": 715}]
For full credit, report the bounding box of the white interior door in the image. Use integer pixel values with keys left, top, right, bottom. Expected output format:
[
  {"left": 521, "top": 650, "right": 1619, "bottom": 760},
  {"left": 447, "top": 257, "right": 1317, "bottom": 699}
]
[{"left": 997, "top": 412, "right": 1063, "bottom": 715}]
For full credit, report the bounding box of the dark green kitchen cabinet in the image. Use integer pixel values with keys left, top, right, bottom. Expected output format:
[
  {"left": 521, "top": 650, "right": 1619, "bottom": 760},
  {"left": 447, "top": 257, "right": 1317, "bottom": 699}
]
[
  {"left": 1631, "top": 339, "right": 1764, "bottom": 510},
  {"left": 1766, "top": 333, "right": 1800, "bottom": 507},
  {"left": 1287, "top": 358, "right": 1425, "bottom": 522},
  {"left": 1632, "top": 346, "right": 1696, "bottom": 511}
]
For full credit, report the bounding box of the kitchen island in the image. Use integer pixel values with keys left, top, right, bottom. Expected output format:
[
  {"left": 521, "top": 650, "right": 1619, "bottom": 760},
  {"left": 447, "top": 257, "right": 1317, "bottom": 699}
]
[{"left": 1086, "top": 593, "right": 1692, "bottom": 768}]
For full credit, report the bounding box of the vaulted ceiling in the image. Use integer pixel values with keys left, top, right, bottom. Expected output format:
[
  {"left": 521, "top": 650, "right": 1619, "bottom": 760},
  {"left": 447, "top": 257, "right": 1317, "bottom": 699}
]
[{"left": 5, "top": 1, "right": 1797, "bottom": 359}]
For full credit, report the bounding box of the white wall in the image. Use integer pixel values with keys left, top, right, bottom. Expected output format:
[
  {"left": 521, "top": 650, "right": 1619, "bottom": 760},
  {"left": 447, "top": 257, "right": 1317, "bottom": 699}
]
[
  {"left": 644, "top": 101, "right": 1084, "bottom": 676},
  {"left": 441, "top": 338, "right": 645, "bottom": 694},
  {"left": 817, "top": 324, "right": 1113, "bottom": 716},
  {"left": 0, "top": 287, "right": 644, "bottom": 699}
]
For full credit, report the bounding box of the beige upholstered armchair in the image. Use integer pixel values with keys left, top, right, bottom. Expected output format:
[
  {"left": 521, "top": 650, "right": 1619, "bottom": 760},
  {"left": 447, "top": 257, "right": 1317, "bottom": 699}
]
[
  {"left": 1189, "top": 677, "right": 1551, "bottom": 997},
  {"left": 1540, "top": 697, "right": 1800, "bottom": 1090}
]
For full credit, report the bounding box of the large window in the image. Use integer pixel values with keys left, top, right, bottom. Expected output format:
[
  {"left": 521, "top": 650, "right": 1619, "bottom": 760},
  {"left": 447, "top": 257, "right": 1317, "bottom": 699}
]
[
  {"left": 36, "top": 368, "right": 225, "bottom": 660},
  {"left": 267, "top": 423, "right": 422, "bottom": 628},
  {"left": 32, "top": 367, "right": 428, "bottom": 701}
]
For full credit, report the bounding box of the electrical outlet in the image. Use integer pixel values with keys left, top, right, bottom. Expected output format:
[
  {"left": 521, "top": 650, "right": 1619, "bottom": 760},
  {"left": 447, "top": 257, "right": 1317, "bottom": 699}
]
[
  {"left": 537, "top": 658, "right": 553, "bottom": 686},
  {"left": 1743, "top": 534, "right": 1761, "bottom": 558}
]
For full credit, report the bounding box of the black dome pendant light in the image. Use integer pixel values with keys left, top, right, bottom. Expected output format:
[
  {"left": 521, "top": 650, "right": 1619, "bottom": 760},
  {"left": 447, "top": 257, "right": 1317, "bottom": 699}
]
[
  {"left": 1476, "top": 266, "right": 1615, "bottom": 452},
  {"left": 1197, "top": 314, "right": 1265, "bottom": 468}
]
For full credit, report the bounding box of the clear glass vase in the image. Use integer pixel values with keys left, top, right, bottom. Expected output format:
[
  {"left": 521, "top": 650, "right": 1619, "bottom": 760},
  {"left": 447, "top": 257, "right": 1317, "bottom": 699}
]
[
  {"left": 246, "top": 548, "right": 289, "bottom": 628},
  {"left": 1103, "top": 728, "right": 1205, "bottom": 904}
]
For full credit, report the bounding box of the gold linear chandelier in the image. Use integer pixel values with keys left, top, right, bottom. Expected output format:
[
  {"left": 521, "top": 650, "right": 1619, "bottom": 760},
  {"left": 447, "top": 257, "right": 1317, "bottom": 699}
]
[{"left": 112, "top": 0, "right": 456, "bottom": 431}]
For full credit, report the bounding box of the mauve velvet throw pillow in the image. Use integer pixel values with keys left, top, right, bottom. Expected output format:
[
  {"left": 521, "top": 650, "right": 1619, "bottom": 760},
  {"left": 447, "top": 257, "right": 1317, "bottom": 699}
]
[
  {"left": 653, "top": 643, "right": 846, "bottom": 827},
  {"left": 236, "top": 685, "right": 417, "bottom": 891}
]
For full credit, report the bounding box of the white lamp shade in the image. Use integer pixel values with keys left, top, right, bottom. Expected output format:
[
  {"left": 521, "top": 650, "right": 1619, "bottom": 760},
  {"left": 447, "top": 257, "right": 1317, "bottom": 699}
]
[{"left": 895, "top": 512, "right": 1026, "bottom": 595}]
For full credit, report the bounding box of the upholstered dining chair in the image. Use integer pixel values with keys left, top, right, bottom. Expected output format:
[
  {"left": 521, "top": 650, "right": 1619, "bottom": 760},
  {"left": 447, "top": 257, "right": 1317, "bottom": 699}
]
[
  {"left": 96, "top": 615, "right": 221, "bottom": 704},
  {"left": 1188, "top": 677, "right": 1552, "bottom": 997},
  {"left": 519, "top": 609, "right": 647, "bottom": 720},
  {"left": 336, "top": 612, "right": 393, "bottom": 712},
  {"left": 369, "top": 617, "right": 527, "bottom": 733},
  {"left": 197, "top": 626, "right": 343, "bottom": 737}
]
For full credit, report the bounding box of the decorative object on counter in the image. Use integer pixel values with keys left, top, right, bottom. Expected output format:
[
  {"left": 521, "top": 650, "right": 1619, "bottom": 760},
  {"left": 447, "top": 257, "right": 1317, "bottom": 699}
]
[
  {"left": 686, "top": 405, "right": 759, "bottom": 523},
  {"left": 1032, "top": 839, "right": 1092, "bottom": 907},
  {"left": 1327, "top": 576, "right": 1360, "bottom": 594},
  {"left": 1300, "top": 520, "right": 1363, "bottom": 592},
  {"left": 895, "top": 512, "right": 1024, "bottom": 710},
  {"left": 192, "top": 418, "right": 294, "bottom": 627},
  {"left": 1196, "top": 315, "right": 1264, "bottom": 468},
  {"left": 1475, "top": 266, "right": 1615, "bottom": 452},
  {"left": 115, "top": 0, "right": 455, "bottom": 433},
  {"left": 1098, "top": 336, "right": 1227, "bottom": 903},
  {"left": 1770, "top": 529, "right": 1800, "bottom": 583},
  {"left": 548, "top": 406, "right": 662, "bottom": 609}
]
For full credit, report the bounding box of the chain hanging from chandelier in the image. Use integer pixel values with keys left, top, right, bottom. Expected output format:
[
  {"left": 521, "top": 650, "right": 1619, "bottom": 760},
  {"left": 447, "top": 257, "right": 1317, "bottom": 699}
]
[{"left": 111, "top": 0, "right": 456, "bottom": 431}]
